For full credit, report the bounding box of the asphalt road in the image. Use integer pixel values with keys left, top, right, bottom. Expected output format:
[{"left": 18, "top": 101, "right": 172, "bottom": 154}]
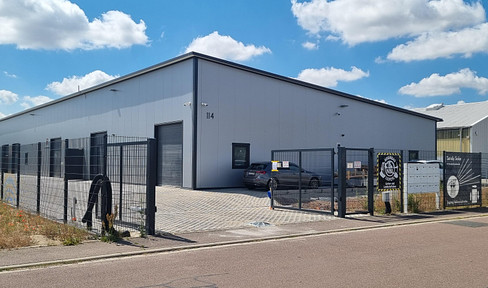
[{"left": 1, "top": 216, "right": 488, "bottom": 288}]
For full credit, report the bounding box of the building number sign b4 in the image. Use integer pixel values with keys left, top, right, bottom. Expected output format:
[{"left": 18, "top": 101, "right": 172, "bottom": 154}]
[{"left": 206, "top": 112, "right": 215, "bottom": 119}]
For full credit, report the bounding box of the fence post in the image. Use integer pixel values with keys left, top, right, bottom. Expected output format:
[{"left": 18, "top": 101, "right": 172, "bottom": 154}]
[
  {"left": 102, "top": 134, "right": 108, "bottom": 177},
  {"left": 400, "top": 150, "right": 404, "bottom": 213},
  {"left": 368, "top": 148, "right": 374, "bottom": 216},
  {"left": 480, "top": 152, "right": 483, "bottom": 208},
  {"left": 63, "top": 139, "right": 69, "bottom": 223},
  {"left": 14, "top": 143, "right": 20, "bottom": 208},
  {"left": 330, "top": 149, "right": 335, "bottom": 215},
  {"left": 37, "top": 142, "right": 41, "bottom": 214},
  {"left": 270, "top": 150, "right": 275, "bottom": 209},
  {"left": 442, "top": 151, "right": 446, "bottom": 209},
  {"left": 337, "top": 146, "right": 347, "bottom": 218},
  {"left": 119, "top": 145, "right": 123, "bottom": 221},
  {"left": 145, "top": 138, "right": 157, "bottom": 235},
  {"left": 0, "top": 145, "right": 7, "bottom": 200},
  {"left": 298, "top": 150, "right": 302, "bottom": 210}
]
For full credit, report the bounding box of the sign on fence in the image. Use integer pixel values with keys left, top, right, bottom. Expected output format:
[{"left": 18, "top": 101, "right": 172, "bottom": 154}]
[
  {"left": 444, "top": 152, "right": 481, "bottom": 207},
  {"left": 3, "top": 173, "right": 17, "bottom": 205},
  {"left": 377, "top": 153, "right": 401, "bottom": 191}
]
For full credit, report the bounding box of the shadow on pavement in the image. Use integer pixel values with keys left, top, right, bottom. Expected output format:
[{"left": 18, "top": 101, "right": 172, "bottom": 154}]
[
  {"left": 347, "top": 207, "right": 488, "bottom": 224},
  {"left": 155, "top": 232, "right": 197, "bottom": 243}
]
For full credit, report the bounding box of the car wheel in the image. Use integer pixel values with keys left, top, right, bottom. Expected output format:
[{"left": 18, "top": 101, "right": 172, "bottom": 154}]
[
  {"left": 268, "top": 178, "right": 278, "bottom": 191},
  {"left": 309, "top": 178, "right": 319, "bottom": 189}
]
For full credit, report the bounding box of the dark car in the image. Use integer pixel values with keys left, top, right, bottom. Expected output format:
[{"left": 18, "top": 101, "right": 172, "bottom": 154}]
[{"left": 243, "top": 162, "right": 321, "bottom": 190}]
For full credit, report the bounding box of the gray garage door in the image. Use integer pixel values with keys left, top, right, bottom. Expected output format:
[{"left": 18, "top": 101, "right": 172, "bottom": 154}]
[{"left": 156, "top": 122, "right": 183, "bottom": 186}]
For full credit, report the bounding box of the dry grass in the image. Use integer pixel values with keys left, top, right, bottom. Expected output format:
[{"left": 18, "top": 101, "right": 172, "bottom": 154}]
[
  {"left": 0, "top": 201, "right": 92, "bottom": 249},
  {"left": 300, "top": 187, "right": 488, "bottom": 215}
]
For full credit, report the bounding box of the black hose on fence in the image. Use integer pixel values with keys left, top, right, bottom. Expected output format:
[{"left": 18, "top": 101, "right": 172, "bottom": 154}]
[{"left": 82, "top": 174, "right": 112, "bottom": 232}]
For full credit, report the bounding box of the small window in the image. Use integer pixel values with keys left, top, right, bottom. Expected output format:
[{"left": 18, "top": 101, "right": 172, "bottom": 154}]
[
  {"left": 232, "top": 143, "right": 250, "bottom": 169},
  {"left": 25, "top": 153, "right": 28, "bottom": 165},
  {"left": 409, "top": 150, "right": 419, "bottom": 161}
]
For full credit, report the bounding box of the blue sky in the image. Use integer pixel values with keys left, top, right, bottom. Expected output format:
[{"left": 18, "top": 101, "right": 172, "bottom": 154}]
[{"left": 1, "top": 0, "right": 488, "bottom": 118}]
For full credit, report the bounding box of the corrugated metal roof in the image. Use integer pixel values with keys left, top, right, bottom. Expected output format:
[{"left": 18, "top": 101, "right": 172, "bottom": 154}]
[{"left": 413, "top": 101, "right": 488, "bottom": 129}]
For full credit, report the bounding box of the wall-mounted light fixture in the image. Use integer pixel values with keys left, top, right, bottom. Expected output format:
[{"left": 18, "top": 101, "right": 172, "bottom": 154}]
[
  {"left": 183, "top": 102, "right": 192, "bottom": 107},
  {"left": 110, "top": 88, "right": 118, "bottom": 92},
  {"left": 339, "top": 104, "right": 349, "bottom": 108},
  {"left": 201, "top": 102, "right": 208, "bottom": 107}
]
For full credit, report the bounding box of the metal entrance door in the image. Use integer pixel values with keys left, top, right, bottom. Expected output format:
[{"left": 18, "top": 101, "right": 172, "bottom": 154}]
[
  {"left": 90, "top": 132, "right": 107, "bottom": 179},
  {"left": 49, "top": 138, "right": 62, "bottom": 177},
  {"left": 156, "top": 122, "right": 183, "bottom": 186}
]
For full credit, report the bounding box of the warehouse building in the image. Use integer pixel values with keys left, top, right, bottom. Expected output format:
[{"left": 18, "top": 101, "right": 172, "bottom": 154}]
[
  {"left": 0, "top": 52, "right": 440, "bottom": 189},
  {"left": 414, "top": 101, "right": 488, "bottom": 155}
]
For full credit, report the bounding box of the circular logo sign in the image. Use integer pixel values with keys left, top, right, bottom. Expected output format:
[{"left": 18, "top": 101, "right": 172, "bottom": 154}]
[
  {"left": 446, "top": 175, "right": 459, "bottom": 198},
  {"left": 380, "top": 156, "right": 398, "bottom": 181}
]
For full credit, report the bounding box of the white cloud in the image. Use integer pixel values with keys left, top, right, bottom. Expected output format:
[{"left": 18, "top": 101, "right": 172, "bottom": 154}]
[
  {"left": 3, "top": 71, "right": 17, "bottom": 78},
  {"left": 21, "top": 96, "right": 53, "bottom": 109},
  {"left": 302, "top": 41, "right": 318, "bottom": 50},
  {"left": 0, "top": 111, "right": 5, "bottom": 118},
  {"left": 0, "top": 0, "right": 149, "bottom": 50},
  {"left": 185, "top": 31, "right": 271, "bottom": 61},
  {"left": 291, "top": 0, "right": 486, "bottom": 46},
  {"left": 0, "top": 89, "right": 18, "bottom": 104},
  {"left": 387, "top": 23, "right": 488, "bottom": 62},
  {"left": 399, "top": 68, "right": 488, "bottom": 97},
  {"left": 46, "top": 70, "right": 119, "bottom": 96},
  {"left": 297, "top": 66, "right": 369, "bottom": 88}
]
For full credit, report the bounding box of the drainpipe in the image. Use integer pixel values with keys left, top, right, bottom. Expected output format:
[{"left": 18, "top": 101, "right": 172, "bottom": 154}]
[{"left": 459, "top": 127, "right": 463, "bottom": 152}]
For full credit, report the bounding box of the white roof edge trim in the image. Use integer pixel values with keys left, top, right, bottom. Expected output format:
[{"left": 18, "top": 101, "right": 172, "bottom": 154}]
[{"left": 471, "top": 114, "right": 488, "bottom": 127}]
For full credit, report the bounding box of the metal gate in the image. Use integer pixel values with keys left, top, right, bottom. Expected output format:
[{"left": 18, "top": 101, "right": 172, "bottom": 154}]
[
  {"left": 271, "top": 149, "right": 336, "bottom": 214},
  {"left": 336, "top": 147, "right": 374, "bottom": 217}
]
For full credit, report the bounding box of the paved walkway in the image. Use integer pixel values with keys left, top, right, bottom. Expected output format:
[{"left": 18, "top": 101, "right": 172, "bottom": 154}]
[{"left": 155, "top": 187, "right": 336, "bottom": 233}]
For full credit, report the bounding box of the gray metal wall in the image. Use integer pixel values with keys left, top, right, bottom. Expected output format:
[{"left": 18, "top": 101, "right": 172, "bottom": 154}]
[
  {"left": 196, "top": 59, "right": 437, "bottom": 188},
  {"left": 472, "top": 117, "right": 488, "bottom": 154},
  {"left": 0, "top": 59, "right": 195, "bottom": 188},
  {"left": 0, "top": 55, "right": 437, "bottom": 189}
]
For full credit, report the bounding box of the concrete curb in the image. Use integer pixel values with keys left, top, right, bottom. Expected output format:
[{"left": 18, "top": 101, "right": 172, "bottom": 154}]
[{"left": 2, "top": 213, "right": 487, "bottom": 273}]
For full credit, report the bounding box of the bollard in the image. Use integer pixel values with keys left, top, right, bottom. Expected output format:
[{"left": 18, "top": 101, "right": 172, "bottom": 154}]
[
  {"left": 71, "top": 197, "right": 77, "bottom": 221},
  {"left": 382, "top": 191, "right": 392, "bottom": 214},
  {"left": 268, "top": 187, "right": 274, "bottom": 210}
]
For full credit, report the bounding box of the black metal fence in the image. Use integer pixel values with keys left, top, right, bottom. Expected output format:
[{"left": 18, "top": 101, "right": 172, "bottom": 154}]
[
  {"left": 271, "top": 147, "right": 488, "bottom": 217},
  {"left": 0, "top": 136, "right": 156, "bottom": 235}
]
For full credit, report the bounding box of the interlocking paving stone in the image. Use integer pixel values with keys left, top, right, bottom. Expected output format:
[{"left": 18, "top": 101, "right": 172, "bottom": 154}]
[{"left": 155, "top": 187, "right": 336, "bottom": 233}]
